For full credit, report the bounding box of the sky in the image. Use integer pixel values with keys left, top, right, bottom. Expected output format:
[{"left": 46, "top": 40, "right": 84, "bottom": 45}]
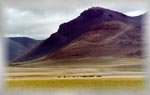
[{"left": 2, "top": 0, "right": 147, "bottom": 40}]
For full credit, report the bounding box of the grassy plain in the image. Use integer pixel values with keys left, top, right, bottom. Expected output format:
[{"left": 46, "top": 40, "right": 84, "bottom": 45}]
[
  {"left": 6, "top": 57, "right": 145, "bottom": 91},
  {"left": 6, "top": 78, "right": 144, "bottom": 92}
]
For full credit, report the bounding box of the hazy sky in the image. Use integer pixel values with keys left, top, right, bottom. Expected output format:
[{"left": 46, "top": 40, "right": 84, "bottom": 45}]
[{"left": 3, "top": 0, "right": 147, "bottom": 40}]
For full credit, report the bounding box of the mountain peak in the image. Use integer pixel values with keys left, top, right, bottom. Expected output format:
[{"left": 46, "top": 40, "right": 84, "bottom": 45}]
[{"left": 80, "top": 7, "right": 105, "bottom": 18}]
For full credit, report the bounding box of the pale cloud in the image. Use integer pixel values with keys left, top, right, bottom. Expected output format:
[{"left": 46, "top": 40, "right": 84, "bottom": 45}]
[
  {"left": 3, "top": 0, "right": 147, "bottom": 40},
  {"left": 125, "top": 10, "right": 146, "bottom": 16}
]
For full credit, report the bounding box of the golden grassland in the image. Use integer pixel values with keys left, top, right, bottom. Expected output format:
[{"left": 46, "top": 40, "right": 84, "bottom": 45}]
[
  {"left": 6, "top": 57, "right": 146, "bottom": 92},
  {"left": 6, "top": 78, "right": 145, "bottom": 92}
]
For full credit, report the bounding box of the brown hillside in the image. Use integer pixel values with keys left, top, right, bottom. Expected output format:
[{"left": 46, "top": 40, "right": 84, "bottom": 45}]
[{"left": 46, "top": 21, "right": 142, "bottom": 59}]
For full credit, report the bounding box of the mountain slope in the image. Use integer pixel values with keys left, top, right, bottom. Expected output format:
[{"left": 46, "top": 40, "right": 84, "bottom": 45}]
[
  {"left": 46, "top": 21, "right": 142, "bottom": 59},
  {"left": 12, "top": 7, "right": 144, "bottom": 63},
  {"left": 9, "top": 37, "right": 42, "bottom": 49},
  {"left": 7, "top": 37, "right": 42, "bottom": 61},
  {"left": 7, "top": 39, "right": 27, "bottom": 61}
]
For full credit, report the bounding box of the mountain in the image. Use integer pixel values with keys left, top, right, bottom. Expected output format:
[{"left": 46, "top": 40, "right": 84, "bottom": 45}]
[
  {"left": 7, "top": 37, "right": 42, "bottom": 61},
  {"left": 7, "top": 39, "right": 27, "bottom": 61},
  {"left": 9, "top": 37, "right": 42, "bottom": 49},
  {"left": 12, "top": 7, "right": 144, "bottom": 63},
  {"left": 46, "top": 21, "right": 142, "bottom": 59}
]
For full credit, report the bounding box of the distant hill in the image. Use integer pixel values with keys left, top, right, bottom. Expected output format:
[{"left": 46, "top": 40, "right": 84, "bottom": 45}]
[
  {"left": 9, "top": 37, "right": 42, "bottom": 49},
  {"left": 7, "top": 37, "right": 42, "bottom": 61},
  {"left": 12, "top": 7, "right": 144, "bottom": 63}
]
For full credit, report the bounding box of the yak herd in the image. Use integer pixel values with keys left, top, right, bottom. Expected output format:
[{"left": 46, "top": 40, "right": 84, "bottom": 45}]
[{"left": 58, "top": 75, "right": 102, "bottom": 78}]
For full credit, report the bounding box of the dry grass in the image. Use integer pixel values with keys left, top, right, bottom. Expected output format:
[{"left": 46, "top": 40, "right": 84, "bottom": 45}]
[
  {"left": 6, "top": 78, "right": 145, "bottom": 92},
  {"left": 6, "top": 57, "right": 145, "bottom": 92}
]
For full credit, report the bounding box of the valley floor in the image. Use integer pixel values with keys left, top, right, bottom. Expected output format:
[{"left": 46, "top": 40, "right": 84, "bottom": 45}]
[{"left": 6, "top": 57, "right": 146, "bottom": 91}]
